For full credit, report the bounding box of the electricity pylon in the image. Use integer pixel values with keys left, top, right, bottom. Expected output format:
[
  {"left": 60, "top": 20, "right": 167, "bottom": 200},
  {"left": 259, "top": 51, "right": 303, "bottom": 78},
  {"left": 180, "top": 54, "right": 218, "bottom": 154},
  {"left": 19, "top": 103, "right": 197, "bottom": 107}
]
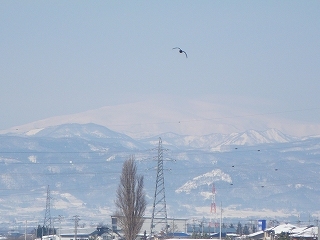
[
  {"left": 43, "top": 185, "right": 52, "bottom": 235},
  {"left": 150, "top": 137, "right": 168, "bottom": 236}
]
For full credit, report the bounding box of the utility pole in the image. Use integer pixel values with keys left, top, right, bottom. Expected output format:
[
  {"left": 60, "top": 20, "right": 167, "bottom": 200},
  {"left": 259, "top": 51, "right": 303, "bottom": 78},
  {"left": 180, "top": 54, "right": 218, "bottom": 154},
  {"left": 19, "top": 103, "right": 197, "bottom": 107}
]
[
  {"left": 201, "top": 218, "right": 204, "bottom": 237},
  {"left": 150, "top": 137, "right": 168, "bottom": 236},
  {"left": 25, "top": 220, "right": 27, "bottom": 240},
  {"left": 314, "top": 219, "right": 319, "bottom": 240},
  {"left": 73, "top": 215, "right": 80, "bottom": 240},
  {"left": 172, "top": 218, "right": 175, "bottom": 237},
  {"left": 318, "top": 219, "right": 319, "bottom": 240},
  {"left": 192, "top": 219, "right": 196, "bottom": 237},
  {"left": 58, "top": 215, "right": 63, "bottom": 240},
  {"left": 220, "top": 202, "right": 222, "bottom": 240}
]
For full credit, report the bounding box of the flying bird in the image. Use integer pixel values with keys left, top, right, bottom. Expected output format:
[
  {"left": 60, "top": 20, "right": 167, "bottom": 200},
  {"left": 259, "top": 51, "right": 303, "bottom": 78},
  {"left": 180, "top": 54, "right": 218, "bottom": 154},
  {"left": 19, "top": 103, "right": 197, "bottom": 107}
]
[{"left": 172, "top": 47, "right": 188, "bottom": 58}]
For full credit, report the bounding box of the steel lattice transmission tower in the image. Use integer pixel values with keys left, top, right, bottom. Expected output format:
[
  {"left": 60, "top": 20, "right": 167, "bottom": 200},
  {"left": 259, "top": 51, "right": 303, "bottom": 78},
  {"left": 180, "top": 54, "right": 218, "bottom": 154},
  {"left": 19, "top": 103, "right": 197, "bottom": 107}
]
[
  {"left": 43, "top": 185, "right": 52, "bottom": 234},
  {"left": 150, "top": 137, "right": 168, "bottom": 235}
]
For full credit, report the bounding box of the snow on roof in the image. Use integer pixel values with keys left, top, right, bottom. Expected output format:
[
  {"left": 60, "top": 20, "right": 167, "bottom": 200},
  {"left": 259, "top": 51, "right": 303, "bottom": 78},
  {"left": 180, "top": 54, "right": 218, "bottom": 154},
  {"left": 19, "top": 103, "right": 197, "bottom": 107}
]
[
  {"left": 290, "top": 226, "right": 310, "bottom": 234},
  {"left": 247, "top": 230, "right": 264, "bottom": 237},
  {"left": 226, "top": 233, "right": 240, "bottom": 236},
  {"left": 290, "top": 226, "right": 318, "bottom": 238},
  {"left": 267, "top": 223, "right": 297, "bottom": 234}
]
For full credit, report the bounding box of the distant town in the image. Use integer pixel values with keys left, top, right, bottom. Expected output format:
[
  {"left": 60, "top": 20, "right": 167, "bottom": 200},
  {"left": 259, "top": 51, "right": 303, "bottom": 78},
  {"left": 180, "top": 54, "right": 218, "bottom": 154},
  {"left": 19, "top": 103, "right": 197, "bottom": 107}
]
[{"left": 0, "top": 217, "right": 318, "bottom": 240}]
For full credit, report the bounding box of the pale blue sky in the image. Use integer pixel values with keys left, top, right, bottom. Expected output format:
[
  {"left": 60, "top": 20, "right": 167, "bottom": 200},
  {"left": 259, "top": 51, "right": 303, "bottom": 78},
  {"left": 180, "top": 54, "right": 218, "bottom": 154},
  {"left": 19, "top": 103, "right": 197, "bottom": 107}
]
[{"left": 1, "top": 1, "right": 320, "bottom": 132}]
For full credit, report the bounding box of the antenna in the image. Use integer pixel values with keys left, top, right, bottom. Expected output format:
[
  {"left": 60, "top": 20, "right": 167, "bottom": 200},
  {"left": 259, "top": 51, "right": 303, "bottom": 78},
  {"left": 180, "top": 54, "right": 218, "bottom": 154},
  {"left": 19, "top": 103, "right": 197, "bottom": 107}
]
[
  {"left": 210, "top": 183, "right": 216, "bottom": 233},
  {"left": 150, "top": 137, "right": 168, "bottom": 236},
  {"left": 43, "top": 185, "right": 52, "bottom": 235},
  {"left": 211, "top": 183, "right": 216, "bottom": 214}
]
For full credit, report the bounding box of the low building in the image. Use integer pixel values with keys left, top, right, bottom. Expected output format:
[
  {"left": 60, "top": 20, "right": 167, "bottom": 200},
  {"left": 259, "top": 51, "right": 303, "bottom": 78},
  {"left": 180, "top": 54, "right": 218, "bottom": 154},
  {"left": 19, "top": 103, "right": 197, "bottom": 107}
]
[
  {"left": 290, "top": 226, "right": 318, "bottom": 240},
  {"left": 247, "top": 230, "right": 264, "bottom": 240},
  {"left": 40, "top": 226, "right": 115, "bottom": 240}
]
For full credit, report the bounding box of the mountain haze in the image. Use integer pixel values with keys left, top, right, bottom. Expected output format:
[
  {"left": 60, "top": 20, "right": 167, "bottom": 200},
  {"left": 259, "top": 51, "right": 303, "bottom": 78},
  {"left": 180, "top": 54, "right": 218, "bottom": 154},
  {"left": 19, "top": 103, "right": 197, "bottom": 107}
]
[
  {"left": 2, "top": 98, "right": 320, "bottom": 138},
  {"left": 1, "top": 123, "right": 320, "bottom": 227}
]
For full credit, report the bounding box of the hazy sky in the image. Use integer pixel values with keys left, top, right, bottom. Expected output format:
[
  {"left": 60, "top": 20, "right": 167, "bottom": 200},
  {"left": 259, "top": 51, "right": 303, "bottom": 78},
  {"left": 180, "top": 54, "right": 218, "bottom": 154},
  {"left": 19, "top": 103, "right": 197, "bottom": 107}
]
[{"left": 1, "top": 1, "right": 320, "bottom": 133}]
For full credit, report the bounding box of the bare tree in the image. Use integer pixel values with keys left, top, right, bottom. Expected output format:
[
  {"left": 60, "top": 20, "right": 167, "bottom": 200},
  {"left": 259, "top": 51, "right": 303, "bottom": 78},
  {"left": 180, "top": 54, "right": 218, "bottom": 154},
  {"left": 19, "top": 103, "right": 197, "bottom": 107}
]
[{"left": 115, "top": 156, "right": 147, "bottom": 240}]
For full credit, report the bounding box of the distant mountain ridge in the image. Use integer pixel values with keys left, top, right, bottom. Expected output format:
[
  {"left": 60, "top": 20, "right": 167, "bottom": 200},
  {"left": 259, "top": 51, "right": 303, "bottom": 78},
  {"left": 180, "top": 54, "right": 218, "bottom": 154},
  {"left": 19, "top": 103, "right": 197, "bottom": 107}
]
[
  {"left": 0, "top": 123, "right": 319, "bottom": 227},
  {"left": 140, "top": 128, "right": 297, "bottom": 151},
  {"left": 4, "top": 123, "right": 297, "bottom": 149},
  {"left": 2, "top": 98, "right": 320, "bottom": 138}
]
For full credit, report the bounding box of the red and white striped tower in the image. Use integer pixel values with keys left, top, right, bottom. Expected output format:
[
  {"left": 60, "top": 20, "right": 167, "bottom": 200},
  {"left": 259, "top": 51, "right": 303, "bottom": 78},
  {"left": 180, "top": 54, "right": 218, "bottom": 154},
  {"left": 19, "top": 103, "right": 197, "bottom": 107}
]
[{"left": 210, "top": 183, "right": 216, "bottom": 233}]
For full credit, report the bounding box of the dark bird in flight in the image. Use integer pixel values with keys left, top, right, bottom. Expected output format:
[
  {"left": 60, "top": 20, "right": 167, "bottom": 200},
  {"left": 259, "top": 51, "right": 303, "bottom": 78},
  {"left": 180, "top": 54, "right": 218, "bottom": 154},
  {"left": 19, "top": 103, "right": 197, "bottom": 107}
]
[{"left": 173, "top": 47, "right": 188, "bottom": 58}]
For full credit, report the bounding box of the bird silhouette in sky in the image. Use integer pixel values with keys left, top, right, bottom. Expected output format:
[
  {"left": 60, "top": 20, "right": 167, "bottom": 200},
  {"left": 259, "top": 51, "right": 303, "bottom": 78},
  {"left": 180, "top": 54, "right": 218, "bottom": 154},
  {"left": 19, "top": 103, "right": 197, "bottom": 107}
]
[{"left": 172, "top": 47, "right": 188, "bottom": 58}]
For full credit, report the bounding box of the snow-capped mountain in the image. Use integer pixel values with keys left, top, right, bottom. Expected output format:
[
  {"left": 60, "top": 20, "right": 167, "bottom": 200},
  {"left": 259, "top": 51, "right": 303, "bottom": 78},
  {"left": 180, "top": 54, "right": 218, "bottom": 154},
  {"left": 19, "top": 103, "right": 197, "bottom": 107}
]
[
  {"left": 2, "top": 97, "right": 320, "bottom": 138},
  {"left": 0, "top": 123, "right": 319, "bottom": 227},
  {"left": 140, "top": 129, "right": 296, "bottom": 151}
]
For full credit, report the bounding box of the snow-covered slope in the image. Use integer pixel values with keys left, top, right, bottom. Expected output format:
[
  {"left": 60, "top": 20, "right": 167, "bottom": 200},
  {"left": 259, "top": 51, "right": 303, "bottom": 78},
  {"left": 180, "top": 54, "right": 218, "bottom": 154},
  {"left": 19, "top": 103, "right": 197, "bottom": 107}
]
[
  {"left": 210, "top": 129, "right": 297, "bottom": 151},
  {"left": 223, "top": 129, "right": 295, "bottom": 145},
  {"left": 30, "top": 123, "right": 128, "bottom": 139},
  {"left": 140, "top": 129, "right": 297, "bottom": 151},
  {"left": 0, "top": 123, "right": 320, "bottom": 225}
]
